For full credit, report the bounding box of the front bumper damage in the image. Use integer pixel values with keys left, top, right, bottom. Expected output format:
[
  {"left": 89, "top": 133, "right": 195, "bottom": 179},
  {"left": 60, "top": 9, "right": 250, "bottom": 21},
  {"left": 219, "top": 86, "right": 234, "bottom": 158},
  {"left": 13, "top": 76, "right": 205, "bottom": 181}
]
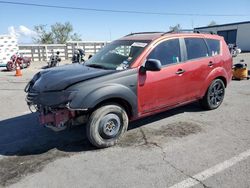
[
  {"left": 25, "top": 82, "right": 87, "bottom": 131},
  {"left": 39, "top": 108, "right": 76, "bottom": 131}
]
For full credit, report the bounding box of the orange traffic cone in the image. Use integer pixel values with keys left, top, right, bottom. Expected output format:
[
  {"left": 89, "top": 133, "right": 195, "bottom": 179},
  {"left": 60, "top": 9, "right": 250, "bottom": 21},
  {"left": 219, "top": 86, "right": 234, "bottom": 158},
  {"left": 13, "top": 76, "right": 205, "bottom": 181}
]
[{"left": 15, "top": 65, "right": 22, "bottom": 76}]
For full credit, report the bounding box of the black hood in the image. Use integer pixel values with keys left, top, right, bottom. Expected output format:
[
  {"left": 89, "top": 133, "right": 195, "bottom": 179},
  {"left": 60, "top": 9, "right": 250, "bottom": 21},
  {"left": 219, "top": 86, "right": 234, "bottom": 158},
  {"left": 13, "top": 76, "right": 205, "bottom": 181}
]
[{"left": 32, "top": 64, "right": 115, "bottom": 92}]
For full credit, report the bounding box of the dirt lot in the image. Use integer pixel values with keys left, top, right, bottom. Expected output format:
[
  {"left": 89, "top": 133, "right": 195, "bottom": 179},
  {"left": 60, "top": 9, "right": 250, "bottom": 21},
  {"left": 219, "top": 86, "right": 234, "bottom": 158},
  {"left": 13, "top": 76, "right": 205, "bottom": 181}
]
[{"left": 0, "top": 54, "right": 250, "bottom": 188}]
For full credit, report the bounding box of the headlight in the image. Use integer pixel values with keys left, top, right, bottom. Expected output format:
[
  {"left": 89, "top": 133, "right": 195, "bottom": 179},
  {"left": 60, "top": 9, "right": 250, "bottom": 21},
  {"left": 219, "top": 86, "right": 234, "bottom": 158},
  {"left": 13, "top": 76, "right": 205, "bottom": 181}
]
[
  {"left": 26, "top": 90, "right": 78, "bottom": 107},
  {"left": 37, "top": 90, "right": 78, "bottom": 106}
]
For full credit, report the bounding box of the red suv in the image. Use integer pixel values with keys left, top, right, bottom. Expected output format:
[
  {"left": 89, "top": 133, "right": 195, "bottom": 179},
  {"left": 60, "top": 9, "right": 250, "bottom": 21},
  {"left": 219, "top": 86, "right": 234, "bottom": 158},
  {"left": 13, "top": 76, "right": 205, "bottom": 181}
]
[{"left": 25, "top": 32, "right": 232, "bottom": 148}]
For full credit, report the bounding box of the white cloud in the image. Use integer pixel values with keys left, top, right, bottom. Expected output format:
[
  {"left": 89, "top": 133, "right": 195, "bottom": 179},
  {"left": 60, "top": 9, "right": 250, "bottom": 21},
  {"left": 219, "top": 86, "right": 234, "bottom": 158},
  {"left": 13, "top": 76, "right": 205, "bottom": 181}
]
[
  {"left": 7, "top": 25, "right": 37, "bottom": 43},
  {"left": 8, "top": 26, "right": 19, "bottom": 37},
  {"left": 18, "top": 25, "right": 37, "bottom": 37}
]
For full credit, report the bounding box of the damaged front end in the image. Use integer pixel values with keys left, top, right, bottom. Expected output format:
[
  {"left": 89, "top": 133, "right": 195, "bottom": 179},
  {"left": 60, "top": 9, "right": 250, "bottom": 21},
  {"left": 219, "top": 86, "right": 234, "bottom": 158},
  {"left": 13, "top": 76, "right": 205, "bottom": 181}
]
[
  {"left": 25, "top": 78, "right": 88, "bottom": 131},
  {"left": 38, "top": 107, "right": 76, "bottom": 131}
]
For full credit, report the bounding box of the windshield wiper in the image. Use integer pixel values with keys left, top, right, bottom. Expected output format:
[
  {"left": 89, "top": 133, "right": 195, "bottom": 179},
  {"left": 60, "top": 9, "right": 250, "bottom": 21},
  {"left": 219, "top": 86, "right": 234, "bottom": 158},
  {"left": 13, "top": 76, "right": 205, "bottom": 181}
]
[{"left": 86, "top": 64, "right": 107, "bottom": 69}]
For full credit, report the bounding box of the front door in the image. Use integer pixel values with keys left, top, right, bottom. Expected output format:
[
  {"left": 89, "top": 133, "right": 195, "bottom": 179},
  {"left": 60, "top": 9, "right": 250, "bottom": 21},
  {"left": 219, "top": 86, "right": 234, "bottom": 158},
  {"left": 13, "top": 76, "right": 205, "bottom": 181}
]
[{"left": 138, "top": 38, "right": 185, "bottom": 114}]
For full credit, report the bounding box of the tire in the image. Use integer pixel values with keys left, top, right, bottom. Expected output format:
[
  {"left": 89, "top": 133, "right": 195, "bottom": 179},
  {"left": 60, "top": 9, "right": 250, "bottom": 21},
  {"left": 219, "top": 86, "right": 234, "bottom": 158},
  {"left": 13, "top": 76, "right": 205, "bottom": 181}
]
[
  {"left": 6, "top": 61, "right": 16, "bottom": 71},
  {"left": 200, "top": 79, "right": 225, "bottom": 110},
  {"left": 87, "top": 104, "right": 128, "bottom": 148},
  {"left": 26, "top": 61, "right": 31, "bottom": 67},
  {"left": 20, "top": 63, "right": 25, "bottom": 69}
]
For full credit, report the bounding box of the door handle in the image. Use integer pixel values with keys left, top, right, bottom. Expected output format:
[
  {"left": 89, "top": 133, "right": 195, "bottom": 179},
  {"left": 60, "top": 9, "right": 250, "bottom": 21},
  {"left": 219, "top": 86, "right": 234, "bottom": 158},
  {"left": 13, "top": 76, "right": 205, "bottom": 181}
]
[
  {"left": 176, "top": 69, "right": 185, "bottom": 75},
  {"left": 208, "top": 61, "right": 214, "bottom": 67}
]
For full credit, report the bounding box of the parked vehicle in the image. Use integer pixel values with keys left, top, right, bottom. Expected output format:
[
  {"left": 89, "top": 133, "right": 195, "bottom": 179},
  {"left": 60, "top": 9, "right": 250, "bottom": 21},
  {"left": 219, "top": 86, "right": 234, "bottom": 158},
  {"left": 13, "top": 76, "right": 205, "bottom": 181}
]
[
  {"left": 6, "top": 53, "right": 31, "bottom": 71},
  {"left": 228, "top": 43, "right": 241, "bottom": 57},
  {"left": 25, "top": 32, "right": 232, "bottom": 148},
  {"left": 72, "top": 49, "right": 85, "bottom": 63},
  {"left": 47, "top": 51, "right": 61, "bottom": 68}
]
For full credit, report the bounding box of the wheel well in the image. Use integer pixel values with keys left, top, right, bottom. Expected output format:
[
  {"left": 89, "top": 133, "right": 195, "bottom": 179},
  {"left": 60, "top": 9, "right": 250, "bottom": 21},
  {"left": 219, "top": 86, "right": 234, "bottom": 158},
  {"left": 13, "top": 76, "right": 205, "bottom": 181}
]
[
  {"left": 215, "top": 76, "right": 227, "bottom": 87},
  {"left": 91, "top": 98, "right": 133, "bottom": 119}
]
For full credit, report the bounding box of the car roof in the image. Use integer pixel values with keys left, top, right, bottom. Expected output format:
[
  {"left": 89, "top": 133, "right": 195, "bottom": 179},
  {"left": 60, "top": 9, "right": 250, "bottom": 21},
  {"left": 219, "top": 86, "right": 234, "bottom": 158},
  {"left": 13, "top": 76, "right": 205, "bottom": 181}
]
[{"left": 120, "top": 32, "right": 223, "bottom": 41}]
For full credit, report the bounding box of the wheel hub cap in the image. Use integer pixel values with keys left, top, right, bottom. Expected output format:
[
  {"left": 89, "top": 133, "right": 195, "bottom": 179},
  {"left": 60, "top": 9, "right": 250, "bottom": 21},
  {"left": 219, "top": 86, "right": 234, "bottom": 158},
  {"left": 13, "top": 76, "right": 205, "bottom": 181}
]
[
  {"left": 209, "top": 82, "right": 224, "bottom": 106},
  {"left": 100, "top": 114, "right": 121, "bottom": 137}
]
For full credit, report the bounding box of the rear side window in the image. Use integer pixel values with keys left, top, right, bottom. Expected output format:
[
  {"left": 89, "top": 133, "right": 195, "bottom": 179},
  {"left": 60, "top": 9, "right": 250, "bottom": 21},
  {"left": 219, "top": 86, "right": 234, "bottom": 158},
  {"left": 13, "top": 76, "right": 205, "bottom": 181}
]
[
  {"left": 148, "top": 39, "right": 181, "bottom": 66},
  {"left": 185, "top": 38, "right": 209, "bottom": 60},
  {"left": 206, "top": 39, "right": 221, "bottom": 56}
]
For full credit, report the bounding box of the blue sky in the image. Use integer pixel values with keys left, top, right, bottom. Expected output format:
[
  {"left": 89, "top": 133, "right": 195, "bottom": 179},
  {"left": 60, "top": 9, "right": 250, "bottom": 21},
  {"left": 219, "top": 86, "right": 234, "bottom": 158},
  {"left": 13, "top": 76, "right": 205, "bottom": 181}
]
[{"left": 0, "top": 0, "right": 250, "bottom": 43}]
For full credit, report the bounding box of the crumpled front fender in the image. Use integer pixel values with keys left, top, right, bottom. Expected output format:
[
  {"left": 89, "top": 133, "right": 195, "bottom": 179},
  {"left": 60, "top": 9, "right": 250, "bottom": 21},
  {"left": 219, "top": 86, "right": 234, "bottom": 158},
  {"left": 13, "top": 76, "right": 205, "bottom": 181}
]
[{"left": 69, "top": 84, "right": 137, "bottom": 116}]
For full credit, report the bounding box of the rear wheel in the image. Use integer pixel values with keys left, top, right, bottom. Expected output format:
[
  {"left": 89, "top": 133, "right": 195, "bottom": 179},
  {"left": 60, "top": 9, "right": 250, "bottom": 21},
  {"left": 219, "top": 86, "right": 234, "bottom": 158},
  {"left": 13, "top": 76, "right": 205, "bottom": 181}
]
[
  {"left": 87, "top": 104, "right": 128, "bottom": 148},
  {"left": 26, "top": 61, "right": 31, "bottom": 67},
  {"left": 200, "top": 79, "right": 225, "bottom": 110}
]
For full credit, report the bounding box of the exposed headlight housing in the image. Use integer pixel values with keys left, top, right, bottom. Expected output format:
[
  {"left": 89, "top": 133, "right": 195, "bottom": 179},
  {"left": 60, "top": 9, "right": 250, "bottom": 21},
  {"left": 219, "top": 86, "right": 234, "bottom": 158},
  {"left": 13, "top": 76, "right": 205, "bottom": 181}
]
[{"left": 26, "top": 90, "right": 78, "bottom": 107}]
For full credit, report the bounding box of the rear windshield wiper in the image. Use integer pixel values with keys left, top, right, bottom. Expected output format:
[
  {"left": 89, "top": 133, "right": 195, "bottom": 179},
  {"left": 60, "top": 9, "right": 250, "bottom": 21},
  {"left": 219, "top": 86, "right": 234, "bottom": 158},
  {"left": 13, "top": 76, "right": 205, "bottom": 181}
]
[{"left": 85, "top": 64, "right": 107, "bottom": 69}]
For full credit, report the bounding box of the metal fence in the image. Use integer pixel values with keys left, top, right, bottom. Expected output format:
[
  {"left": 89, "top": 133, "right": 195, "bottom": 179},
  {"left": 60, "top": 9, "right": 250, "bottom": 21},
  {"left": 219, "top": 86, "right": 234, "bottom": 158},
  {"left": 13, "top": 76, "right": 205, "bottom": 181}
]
[{"left": 18, "top": 41, "right": 108, "bottom": 61}]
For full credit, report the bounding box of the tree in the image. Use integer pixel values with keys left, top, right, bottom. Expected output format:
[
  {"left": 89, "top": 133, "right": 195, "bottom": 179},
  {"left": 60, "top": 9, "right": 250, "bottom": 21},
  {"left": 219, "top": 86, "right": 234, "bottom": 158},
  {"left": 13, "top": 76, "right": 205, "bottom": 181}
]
[
  {"left": 70, "top": 33, "right": 82, "bottom": 41},
  {"left": 169, "top": 24, "right": 181, "bottom": 32},
  {"left": 51, "top": 22, "right": 72, "bottom": 44},
  {"left": 207, "top": 21, "right": 217, "bottom": 26},
  {"left": 33, "top": 25, "right": 53, "bottom": 44},
  {"left": 33, "top": 22, "right": 82, "bottom": 44}
]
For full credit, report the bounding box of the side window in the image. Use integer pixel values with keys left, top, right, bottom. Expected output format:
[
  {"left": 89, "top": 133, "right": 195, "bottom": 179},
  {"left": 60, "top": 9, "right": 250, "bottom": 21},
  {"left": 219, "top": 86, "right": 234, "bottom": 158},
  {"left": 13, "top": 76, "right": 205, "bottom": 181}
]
[
  {"left": 206, "top": 39, "right": 220, "bottom": 56},
  {"left": 185, "top": 38, "right": 209, "bottom": 60},
  {"left": 148, "top": 39, "right": 181, "bottom": 66}
]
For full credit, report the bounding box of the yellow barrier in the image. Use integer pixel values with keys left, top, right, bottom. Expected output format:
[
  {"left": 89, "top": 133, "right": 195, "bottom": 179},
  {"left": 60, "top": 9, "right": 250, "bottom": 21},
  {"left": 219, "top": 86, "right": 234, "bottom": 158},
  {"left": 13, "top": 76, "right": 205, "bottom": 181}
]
[{"left": 232, "top": 63, "right": 249, "bottom": 80}]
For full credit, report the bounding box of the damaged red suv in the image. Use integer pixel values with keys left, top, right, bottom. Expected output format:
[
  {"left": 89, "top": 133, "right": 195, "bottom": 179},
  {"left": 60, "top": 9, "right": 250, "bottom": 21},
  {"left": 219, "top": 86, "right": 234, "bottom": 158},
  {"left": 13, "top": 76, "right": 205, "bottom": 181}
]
[{"left": 25, "top": 32, "right": 232, "bottom": 148}]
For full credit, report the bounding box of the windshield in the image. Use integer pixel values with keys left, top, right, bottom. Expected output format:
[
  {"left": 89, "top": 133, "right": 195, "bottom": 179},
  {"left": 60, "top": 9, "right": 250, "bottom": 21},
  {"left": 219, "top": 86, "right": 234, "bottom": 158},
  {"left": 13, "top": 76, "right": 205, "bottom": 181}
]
[{"left": 85, "top": 40, "right": 150, "bottom": 70}]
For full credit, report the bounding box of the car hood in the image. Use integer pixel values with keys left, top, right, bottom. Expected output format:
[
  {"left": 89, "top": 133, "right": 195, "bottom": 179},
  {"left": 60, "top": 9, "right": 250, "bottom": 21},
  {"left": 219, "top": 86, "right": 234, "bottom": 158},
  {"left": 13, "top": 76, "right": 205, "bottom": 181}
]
[{"left": 32, "top": 64, "right": 115, "bottom": 92}]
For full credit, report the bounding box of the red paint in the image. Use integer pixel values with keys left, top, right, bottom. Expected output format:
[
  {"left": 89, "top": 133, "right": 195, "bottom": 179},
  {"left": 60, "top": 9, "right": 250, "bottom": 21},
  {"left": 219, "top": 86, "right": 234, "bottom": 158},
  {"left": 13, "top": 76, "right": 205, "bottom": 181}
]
[
  {"left": 39, "top": 109, "right": 75, "bottom": 127},
  {"left": 132, "top": 33, "right": 232, "bottom": 118},
  {"left": 6, "top": 53, "right": 31, "bottom": 71}
]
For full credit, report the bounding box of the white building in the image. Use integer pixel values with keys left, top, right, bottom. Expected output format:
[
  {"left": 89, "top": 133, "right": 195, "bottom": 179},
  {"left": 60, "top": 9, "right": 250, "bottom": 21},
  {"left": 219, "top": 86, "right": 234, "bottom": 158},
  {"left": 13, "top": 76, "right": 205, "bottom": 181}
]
[
  {"left": 0, "top": 35, "right": 18, "bottom": 65},
  {"left": 195, "top": 21, "right": 250, "bottom": 52}
]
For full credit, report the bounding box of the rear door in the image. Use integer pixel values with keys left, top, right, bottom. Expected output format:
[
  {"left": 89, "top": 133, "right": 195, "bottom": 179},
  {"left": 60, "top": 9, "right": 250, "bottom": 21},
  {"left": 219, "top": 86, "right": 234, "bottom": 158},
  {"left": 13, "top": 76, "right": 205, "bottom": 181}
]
[{"left": 177, "top": 37, "right": 215, "bottom": 99}]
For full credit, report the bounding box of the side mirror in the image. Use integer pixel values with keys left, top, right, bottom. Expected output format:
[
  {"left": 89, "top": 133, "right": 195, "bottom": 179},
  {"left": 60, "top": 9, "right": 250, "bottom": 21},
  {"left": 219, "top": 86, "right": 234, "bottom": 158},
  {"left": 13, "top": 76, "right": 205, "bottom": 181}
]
[{"left": 140, "top": 59, "right": 162, "bottom": 73}]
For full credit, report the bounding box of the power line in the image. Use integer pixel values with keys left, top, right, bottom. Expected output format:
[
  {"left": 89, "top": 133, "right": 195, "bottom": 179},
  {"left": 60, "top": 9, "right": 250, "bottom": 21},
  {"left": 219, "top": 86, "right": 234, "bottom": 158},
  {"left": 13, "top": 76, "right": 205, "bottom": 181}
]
[{"left": 0, "top": 0, "right": 249, "bottom": 17}]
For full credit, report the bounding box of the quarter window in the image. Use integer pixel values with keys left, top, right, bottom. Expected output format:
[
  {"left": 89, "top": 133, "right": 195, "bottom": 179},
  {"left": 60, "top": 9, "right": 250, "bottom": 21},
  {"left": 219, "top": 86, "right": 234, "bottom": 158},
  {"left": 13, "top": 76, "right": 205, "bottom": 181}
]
[
  {"left": 185, "top": 38, "right": 209, "bottom": 60},
  {"left": 206, "top": 39, "right": 220, "bottom": 56},
  {"left": 148, "top": 39, "right": 181, "bottom": 66}
]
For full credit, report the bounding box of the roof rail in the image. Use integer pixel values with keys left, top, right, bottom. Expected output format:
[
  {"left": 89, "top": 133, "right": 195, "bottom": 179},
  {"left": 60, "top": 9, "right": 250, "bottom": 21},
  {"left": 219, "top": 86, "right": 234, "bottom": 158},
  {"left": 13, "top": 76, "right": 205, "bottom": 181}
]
[
  {"left": 125, "top": 32, "right": 164, "bottom": 36},
  {"left": 161, "top": 29, "right": 216, "bottom": 36},
  {"left": 125, "top": 30, "right": 217, "bottom": 37},
  {"left": 161, "top": 29, "right": 193, "bottom": 36}
]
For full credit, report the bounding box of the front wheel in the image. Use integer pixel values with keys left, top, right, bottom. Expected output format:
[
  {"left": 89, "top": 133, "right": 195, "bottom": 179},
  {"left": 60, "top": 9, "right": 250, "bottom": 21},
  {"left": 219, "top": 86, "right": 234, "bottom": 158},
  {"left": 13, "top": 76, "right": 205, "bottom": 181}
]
[
  {"left": 6, "top": 61, "right": 16, "bottom": 71},
  {"left": 87, "top": 104, "right": 128, "bottom": 148},
  {"left": 200, "top": 79, "right": 225, "bottom": 110}
]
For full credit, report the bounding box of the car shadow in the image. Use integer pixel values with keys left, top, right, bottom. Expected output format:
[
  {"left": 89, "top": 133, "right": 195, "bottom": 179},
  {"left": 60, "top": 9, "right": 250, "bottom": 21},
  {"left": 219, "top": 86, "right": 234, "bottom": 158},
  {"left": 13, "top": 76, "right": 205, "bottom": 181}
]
[
  {"left": 0, "top": 102, "right": 202, "bottom": 156},
  {"left": 129, "top": 102, "right": 202, "bottom": 130},
  {"left": 0, "top": 113, "right": 94, "bottom": 156},
  {"left": 1, "top": 69, "right": 9, "bottom": 72},
  {"left": 41, "top": 65, "right": 50, "bottom": 69}
]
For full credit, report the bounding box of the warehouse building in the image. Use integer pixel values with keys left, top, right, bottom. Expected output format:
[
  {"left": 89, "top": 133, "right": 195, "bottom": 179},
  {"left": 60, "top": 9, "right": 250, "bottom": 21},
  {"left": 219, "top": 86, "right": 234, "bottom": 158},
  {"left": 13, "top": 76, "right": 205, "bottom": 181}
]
[{"left": 195, "top": 21, "right": 250, "bottom": 52}]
